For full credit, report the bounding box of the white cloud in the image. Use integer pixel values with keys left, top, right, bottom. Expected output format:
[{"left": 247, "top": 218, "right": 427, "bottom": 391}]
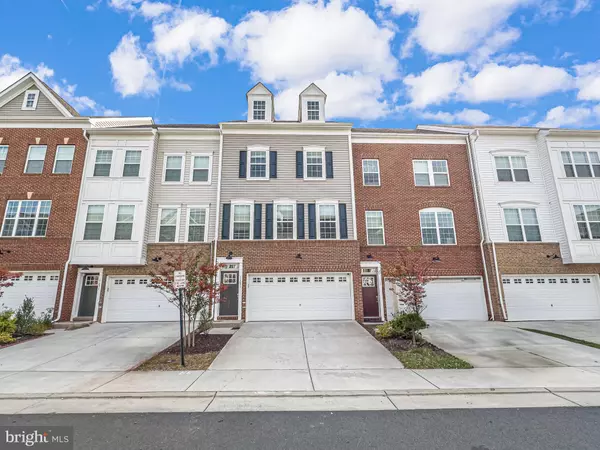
[
  {"left": 168, "top": 78, "right": 192, "bottom": 91},
  {"left": 572, "top": 0, "right": 592, "bottom": 15},
  {"left": 139, "top": 1, "right": 172, "bottom": 18},
  {"left": 102, "top": 108, "right": 122, "bottom": 116},
  {"left": 151, "top": 8, "right": 230, "bottom": 65},
  {"left": 574, "top": 60, "right": 600, "bottom": 101},
  {"left": 537, "top": 104, "right": 600, "bottom": 127},
  {"left": 403, "top": 61, "right": 466, "bottom": 108},
  {"left": 420, "top": 108, "right": 491, "bottom": 124},
  {"left": 109, "top": 33, "right": 160, "bottom": 97},
  {"left": 460, "top": 63, "right": 573, "bottom": 102},
  {"left": 108, "top": 0, "right": 141, "bottom": 12},
  {"left": 469, "top": 27, "right": 521, "bottom": 65}
]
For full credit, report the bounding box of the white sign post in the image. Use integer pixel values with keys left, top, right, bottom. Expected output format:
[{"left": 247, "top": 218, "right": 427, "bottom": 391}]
[{"left": 173, "top": 270, "right": 187, "bottom": 366}]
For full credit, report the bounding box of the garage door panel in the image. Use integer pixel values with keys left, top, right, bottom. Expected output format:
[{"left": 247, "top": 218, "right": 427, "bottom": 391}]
[{"left": 1, "top": 272, "right": 59, "bottom": 314}]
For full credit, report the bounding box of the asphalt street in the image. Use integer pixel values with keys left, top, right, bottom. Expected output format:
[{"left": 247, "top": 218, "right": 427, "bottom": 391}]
[{"left": 1, "top": 407, "right": 599, "bottom": 449}]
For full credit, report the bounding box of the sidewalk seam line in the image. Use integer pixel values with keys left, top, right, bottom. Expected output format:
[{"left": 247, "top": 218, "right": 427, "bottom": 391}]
[
  {"left": 203, "top": 392, "right": 217, "bottom": 412},
  {"left": 410, "top": 370, "right": 441, "bottom": 390},
  {"left": 549, "top": 391, "right": 584, "bottom": 407},
  {"left": 90, "top": 371, "right": 129, "bottom": 392},
  {"left": 183, "top": 371, "right": 207, "bottom": 392},
  {"left": 301, "top": 323, "right": 316, "bottom": 392},
  {"left": 385, "top": 391, "right": 399, "bottom": 410}
]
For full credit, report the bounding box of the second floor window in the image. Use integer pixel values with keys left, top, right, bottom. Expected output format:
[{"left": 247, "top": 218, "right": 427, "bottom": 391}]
[
  {"left": 84, "top": 205, "right": 104, "bottom": 240},
  {"left": 420, "top": 208, "right": 456, "bottom": 245},
  {"left": 494, "top": 156, "right": 529, "bottom": 182},
  {"left": 362, "top": 159, "right": 380, "bottom": 186},
  {"left": 191, "top": 155, "right": 211, "bottom": 183},
  {"left": 115, "top": 205, "right": 134, "bottom": 240},
  {"left": 232, "top": 204, "right": 252, "bottom": 240},
  {"left": 307, "top": 101, "right": 320, "bottom": 120},
  {"left": 574, "top": 204, "right": 600, "bottom": 239},
  {"left": 249, "top": 150, "right": 267, "bottom": 179},
  {"left": 123, "top": 150, "right": 141, "bottom": 177},
  {"left": 158, "top": 208, "right": 178, "bottom": 242},
  {"left": 164, "top": 155, "right": 183, "bottom": 183},
  {"left": 0, "top": 146, "right": 7, "bottom": 174},
  {"left": 53, "top": 145, "right": 75, "bottom": 174},
  {"left": 305, "top": 150, "right": 324, "bottom": 179},
  {"left": 413, "top": 160, "right": 449, "bottom": 186},
  {"left": 1, "top": 200, "right": 51, "bottom": 237},
  {"left": 276, "top": 204, "right": 294, "bottom": 239},
  {"left": 188, "top": 207, "right": 208, "bottom": 242},
  {"left": 25, "top": 145, "right": 47, "bottom": 174},
  {"left": 94, "top": 150, "right": 112, "bottom": 177},
  {"left": 318, "top": 204, "right": 337, "bottom": 239},
  {"left": 503, "top": 208, "right": 541, "bottom": 242},
  {"left": 253, "top": 100, "right": 266, "bottom": 120},
  {"left": 562, "top": 151, "right": 600, "bottom": 178},
  {"left": 366, "top": 211, "right": 385, "bottom": 245}
]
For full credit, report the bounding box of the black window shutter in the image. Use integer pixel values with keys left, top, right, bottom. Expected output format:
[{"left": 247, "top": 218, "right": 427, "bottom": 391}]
[
  {"left": 325, "top": 151, "right": 334, "bottom": 179},
  {"left": 221, "top": 203, "right": 231, "bottom": 240},
  {"left": 308, "top": 204, "right": 316, "bottom": 239},
  {"left": 339, "top": 203, "right": 348, "bottom": 239},
  {"left": 269, "top": 151, "right": 277, "bottom": 179},
  {"left": 239, "top": 151, "right": 247, "bottom": 178},
  {"left": 265, "top": 203, "right": 274, "bottom": 239},
  {"left": 253, "top": 204, "right": 262, "bottom": 240},
  {"left": 297, "top": 203, "right": 305, "bottom": 239},
  {"left": 296, "top": 151, "right": 304, "bottom": 178}
]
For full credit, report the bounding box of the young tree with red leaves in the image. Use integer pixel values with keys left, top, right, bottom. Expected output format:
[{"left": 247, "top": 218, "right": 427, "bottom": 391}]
[
  {"left": 147, "top": 249, "right": 225, "bottom": 348},
  {"left": 0, "top": 267, "right": 22, "bottom": 301}
]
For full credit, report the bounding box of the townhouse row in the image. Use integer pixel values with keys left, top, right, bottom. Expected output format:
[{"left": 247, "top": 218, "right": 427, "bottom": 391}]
[{"left": 1, "top": 73, "right": 600, "bottom": 324}]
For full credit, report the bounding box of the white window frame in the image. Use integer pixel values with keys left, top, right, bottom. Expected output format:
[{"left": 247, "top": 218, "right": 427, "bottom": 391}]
[
  {"left": 189, "top": 153, "right": 213, "bottom": 185},
  {"left": 493, "top": 154, "right": 530, "bottom": 182},
  {"left": 114, "top": 205, "right": 135, "bottom": 241},
  {"left": 412, "top": 160, "right": 450, "bottom": 187},
  {"left": 561, "top": 150, "right": 600, "bottom": 178},
  {"left": 502, "top": 207, "right": 542, "bottom": 242},
  {"left": 365, "top": 211, "right": 385, "bottom": 246},
  {"left": 83, "top": 204, "right": 105, "bottom": 241},
  {"left": 0, "top": 145, "right": 8, "bottom": 175},
  {"left": 185, "top": 205, "right": 209, "bottom": 243},
  {"left": 21, "top": 89, "right": 40, "bottom": 110},
  {"left": 93, "top": 149, "right": 113, "bottom": 177},
  {"left": 156, "top": 206, "right": 181, "bottom": 243},
  {"left": 306, "top": 101, "right": 320, "bottom": 121},
  {"left": 362, "top": 159, "right": 380, "bottom": 186},
  {"left": 247, "top": 146, "right": 270, "bottom": 180},
  {"left": 574, "top": 204, "right": 600, "bottom": 240},
  {"left": 24, "top": 145, "right": 47, "bottom": 174},
  {"left": 53, "top": 145, "right": 75, "bottom": 174},
  {"left": 230, "top": 201, "right": 254, "bottom": 241},
  {"left": 1, "top": 200, "right": 52, "bottom": 238},
  {"left": 252, "top": 100, "right": 266, "bottom": 121},
  {"left": 316, "top": 201, "right": 339, "bottom": 240},
  {"left": 274, "top": 200, "right": 297, "bottom": 240},
  {"left": 123, "top": 150, "right": 142, "bottom": 177},
  {"left": 303, "top": 147, "right": 326, "bottom": 180},
  {"left": 162, "top": 153, "right": 184, "bottom": 184},
  {"left": 419, "top": 207, "right": 457, "bottom": 246}
]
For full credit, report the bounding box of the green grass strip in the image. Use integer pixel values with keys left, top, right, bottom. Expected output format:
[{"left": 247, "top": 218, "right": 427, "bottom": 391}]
[{"left": 393, "top": 347, "right": 473, "bottom": 370}]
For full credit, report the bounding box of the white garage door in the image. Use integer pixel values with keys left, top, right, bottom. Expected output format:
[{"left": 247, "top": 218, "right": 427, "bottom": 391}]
[
  {"left": 246, "top": 273, "right": 353, "bottom": 321},
  {"left": 503, "top": 275, "right": 600, "bottom": 321},
  {"left": 0, "top": 271, "right": 59, "bottom": 315},
  {"left": 104, "top": 276, "right": 179, "bottom": 322},
  {"left": 422, "top": 277, "right": 488, "bottom": 321}
]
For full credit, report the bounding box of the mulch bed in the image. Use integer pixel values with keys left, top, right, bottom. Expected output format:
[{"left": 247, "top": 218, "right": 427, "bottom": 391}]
[
  {"left": 0, "top": 334, "right": 47, "bottom": 350},
  {"left": 163, "top": 333, "right": 232, "bottom": 355},
  {"left": 363, "top": 324, "right": 440, "bottom": 352}
]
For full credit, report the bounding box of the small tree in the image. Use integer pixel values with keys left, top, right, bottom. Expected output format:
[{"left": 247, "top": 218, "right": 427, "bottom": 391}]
[
  {"left": 0, "top": 268, "right": 22, "bottom": 299},
  {"left": 147, "top": 249, "right": 225, "bottom": 348}
]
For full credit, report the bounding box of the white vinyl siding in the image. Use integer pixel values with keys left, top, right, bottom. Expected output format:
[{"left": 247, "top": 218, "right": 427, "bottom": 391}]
[
  {"left": 25, "top": 145, "right": 46, "bottom": 174},
  {"left": 0, "top": 90, "right": 63, "bottom": 117},
  {"left": 1, "top": 200, "right": 51, "bottom": 237}
]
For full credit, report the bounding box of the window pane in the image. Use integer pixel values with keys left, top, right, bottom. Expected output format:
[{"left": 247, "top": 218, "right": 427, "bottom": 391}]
[
  {"left": 513, "top": 169, "right": 530, "bottom": 182},
  {"left": 593, "top": 165, "right": 600, "bottom": 177},
  {"left": 439, "top": 228, "right": 456, "bottom": 244},
  {"left": 95, "top": 150, "right": 112, "bottom": 163},
  {"left": 29, "top": 146, "right": 47, "bottom": 160},
  {"left": 159, "top": 226, "right": 176, "bottom": 242},
  {"left": 507, "top": 225, "right": 524, "bottom": 242},
  {"left": 421, "top": 228, "right": 438, "bottom": 244},
  {"left": 437, "top": 212, "right": 454, "bottom": 228},
  {"left": 233, "top": 223, "right": 250, "bottom": 239},
  {"left": 117, "top": 205, "right": 134, "bottom": 222},
  {"left": 367, "top": 228, "right": 384, "bottom": 245},
  {"left": 524, "top": 225, "right": 541, "bottom": 242},
  {"left": 504, "top": 208, "right": 521, "bottom": 225},
  {"left": 0, "top": 160, "right": 5, "bottom": 174},
  {"left": 25, "top": 160, "right": 44, "bottom": 174},
  {"left": 160, "top": 209, "right": 177, "bottom": 225},
  {"left": 415, "top": 174, "right": 430, "bottom": 186},
  {"left": 166, "top": 155, "right": 182, "bottom": 169},
  {"left": 86, "top": 205, "right": 104, "bottom": 222},
  {"left": 54, "top": 160, "right": 72, "bottom": 174},
  {"left": 1, "top": 219, "right": 14, "bottom": 237},
  {"left": 188, "top": 225, "right": 205, "bottom": 242},
  {"left": 363, "top": 172, "right": 380, "bottom": 185},
  {"left": 564, "top": 164, "right": 576, "bottom": 177},
  {"left": 123, "top": 164, "right": 140, "bottom": 177},
  {"left": 189, "top": 208, "right": 206, "bottom": 225},
  {"left": 39, "top": 201, "right": 51, "bottom": 218},
  {"left": 363, "top": 160, "right": 379, "bottom": 172},
  {"left": 125, "top": 150, "right": 141, "bottom": 164},
  {"left": 114, "top": 223, "right": 133, "bottom": 240},
  {"left": 84, "top": 223, "right": 102, "bottom": 240},
  {"left": 590, "top": 222, "right": 600, "bottom": 239},
  {"left": 575, "top": 165, "right": 592, "bottom": 177},
  {"left": 0, "top": 146, "right": 8, "bottom": 159},
  {"left": 511, "top": 156, "right": 527, "bottom": 169},
  {"left": 165, "top": 169, "right": 181, "bottom": 182},
  {"left": 497, "top": 169, "right": 513, "bottom": 181},
  {"left": 433, "top": 173, "right": 449, "bottom": 186},
  {"left": 56, "top": 146, "right": 75, "bottom": 160},
  {"left": 590, "top": 152, "right": 600, "bottom": 164},
  {"left": 15, "top": 219, "right": 35, "bottom": 236},
  {"left": 574, "top": 205, "right": 586, "bottom": 221},
  {"left": 35, "top": 219, "right": 48, "bottom": 237},
  {"left": 413, "top": 161, "right": 428, "bottom": 173},
  {"left": 94, "top": 164, "right": 110, "bottom": 177},
  {"left": 578, "top": 222, "right": 590, "bottom": 239},
  {"left": 233, "top": 205, "right": 251, "bottom": 222},
  {"left": 194, "top": 156, "right": 210, "bottom": 169},
  {"left": 419, "top": 212, "right": 436, "bottom": 227},
  {"left": 319, "top": 205, "right": 336, "bottom": 219},
  {"left": 573, "top": 152, "right": 589, "bottom": 164},
  {"left": 561, "top": 152, "right": 572, "bottom": 163},
  {"left": 432, "top": 160, "right": 447, "bottom": 172},
  {"left": 520, "top": 209, "right": 539, "bottom": 225},
  {"left": 495, "top": 156, "right": 510, "bottom": 169},
  {"left": 193, "top": 169, "right": 209, "bottom": 182},
  {"left": 5, "top": 201, "right": 18, "bottom": 218},
  {"left": 366, "top": 211, "right": 383, "bottom": 227},
  {"left": 585, "top": 205, "right": 600, "bottom": 222}
]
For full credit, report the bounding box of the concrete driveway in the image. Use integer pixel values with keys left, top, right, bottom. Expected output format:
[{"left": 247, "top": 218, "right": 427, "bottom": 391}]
[
  {"left": 506, "top": 321, "right": 600, "bottom": 345},
  {"left": 423, "top": 321, "right": 600, "bottom": 368},
  {"left": 0, "top": 322, "right": 179, "bottom": 394}
]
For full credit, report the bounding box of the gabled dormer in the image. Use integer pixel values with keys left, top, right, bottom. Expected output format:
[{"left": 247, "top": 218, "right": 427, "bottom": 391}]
[
  {"left": 299, "top": 83, "right": 326, "bottom": 123},
  {"left": 0, "top": 72, "right": 79, "bottom": 118},
  {"left": 247, "top": 82, "right": 274, "bottom": 122}
]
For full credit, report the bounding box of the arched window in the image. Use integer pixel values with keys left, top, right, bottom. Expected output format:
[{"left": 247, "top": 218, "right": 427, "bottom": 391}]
[{"left": 419, "top": 208, "right": 456, "bottom": 245}]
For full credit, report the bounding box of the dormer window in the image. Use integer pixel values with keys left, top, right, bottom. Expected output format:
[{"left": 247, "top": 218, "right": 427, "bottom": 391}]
[
  {"left": 21, "top": 90, "right": 40, "bottom": 110},
  {"left": 307, "top": 101, "right": 320, "bottom": 121},
  {"left": 253, "top": 101, "right": 266, "bottom": 120}
]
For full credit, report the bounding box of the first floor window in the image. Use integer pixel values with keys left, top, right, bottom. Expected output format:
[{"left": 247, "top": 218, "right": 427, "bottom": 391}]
[
  {"left": 84, "top": 205, "right": 104, "bottom": 240},
  {"left": 366, "top": 211, "right": 385, "bottom": 245},
  {"left": 164, "top": 155, "right": 183, "bottom": 182},
  {"left": 115, "top": 205, "right": 135, "bottom": 240},
  {"left": 420, "top": 208, "right": 456, "bottom": 245},
  {"left": 188, "top": 207, "right": 207, "bottom": 242},
  {"left": 276, "top": 204, "right": 294, "bottom": 239},
  {"left": 232, "top": 204, "right": 252, "bottom": 239},
  {"left": 503, "top": 208, "right": 541, "bottom": 242},
  {"left": 1, "top": 200, "right": 51, "bottom": 237},
  {"left": 158, "top": 208, "right": 178, "bottom": 242},
  {"left": 192, "top": 155, "right": 211, "bottom": 182},
  {"left": 318, "top": 204, "right": 337, "bottom": 239},
  {"left": 123, "top": 150, "right": 141, "bottom": 177},
  {"left": 53, "top": 145, "right": 75, "bottom": 174},
  {"left": 574, "top": 204, "right": 600, "bottom": 239},
  {"left": 362, "top": 159, "right": 380, "bottom": 186},
  {"left": 0, "top": 146, "right": 7, "bottom": 174},
  {"left": 94, "top": 150, "right": 112, "bottom": 177},
  {"left": 25, "top": 145, "right": 47, "bottom": 174}
]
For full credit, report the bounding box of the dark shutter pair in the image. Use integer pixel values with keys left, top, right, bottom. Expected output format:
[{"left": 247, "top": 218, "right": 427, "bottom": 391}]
[
  {"left": 306, "top": 203, "right": 348, "bottom": 239},
  {"left": 296, "top": 151, "right": 334, "bottom": 178},
  {"left": 239, "top": 151, "right": 277, "bottom": 178},
  {"left": 221, "top": 203, "right": 262, "bottom": 240}
]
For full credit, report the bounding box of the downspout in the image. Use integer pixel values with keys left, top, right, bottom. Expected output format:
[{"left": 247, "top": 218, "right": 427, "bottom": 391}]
[
  {"left": 54, "top": 128, "right": 89, "bottom": 322},
  {"left": 211, "top": 126, "right": 225, "bottom": 320}
]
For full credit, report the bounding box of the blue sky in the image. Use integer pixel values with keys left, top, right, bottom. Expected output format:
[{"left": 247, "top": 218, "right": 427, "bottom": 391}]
[{"left": 0, "top": 0, "right": 598, "bottom": 128}]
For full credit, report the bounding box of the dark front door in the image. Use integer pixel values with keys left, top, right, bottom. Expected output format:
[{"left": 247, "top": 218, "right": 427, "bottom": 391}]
[
  {"left": 219, "top": 271, "right": 239, "bottom": 317},
  {"left": 362, "top": 275, "right": 380, "bottom": 318},
  {"left": 78, "top": 274, "right": 99, "bottom": 317}
]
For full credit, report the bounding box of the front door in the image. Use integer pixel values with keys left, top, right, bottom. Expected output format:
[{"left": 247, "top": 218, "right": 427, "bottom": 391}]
[
  {"left": 78, "top": 274, "right": 99, "bottom": 317},
  {"left": 362, "top": 275, "right": 380, "bottom": 319},
  {"left": 219, "top": 271, "right": 239, "bottom": 317}
]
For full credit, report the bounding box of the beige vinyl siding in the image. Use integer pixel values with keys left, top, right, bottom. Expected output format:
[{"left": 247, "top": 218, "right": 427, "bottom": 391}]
[
  {"left": 0, "top": 91, "right": 64, "bottom": 117},
  {"left": 220, "top": 134, "right": 355, "bottom": 239},
  {"left": 148, "top": 138, "right": 220, "bottom": 243}
]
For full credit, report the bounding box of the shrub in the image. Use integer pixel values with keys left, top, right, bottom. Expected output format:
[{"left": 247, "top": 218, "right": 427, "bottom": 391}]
[
  {"left": 39, "top": 308, "right": 53, "bottom": 329},
  {"left": 0, "top": 310, "right": 16, "bottom": 336},
  {"left": 375, "top": 322, "right": 396, "bottom": 339},
  {"left": 27, "top": 322, "right": 49, "bottom": 336},
  {"left": 15, "top": 297, "right": 53, "bottom": 336},
  {"left": 376, "top": 313, "right": 428, "bottom": 344},
  {"left": 0, "top": 332, "right": 15, "bottom": 345}
]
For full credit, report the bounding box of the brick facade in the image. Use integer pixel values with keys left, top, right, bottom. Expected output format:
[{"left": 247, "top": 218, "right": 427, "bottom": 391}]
[
  {"left": 353, "top": 142, "right": 492, "bottom": 319},
  {"left": 0, "top": 128, "right": 87, "bottom": 318}
]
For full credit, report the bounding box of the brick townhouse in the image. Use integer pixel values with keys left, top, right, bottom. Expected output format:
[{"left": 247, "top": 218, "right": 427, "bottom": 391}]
[{"left": 352, "top": 129, "right": 492, "bottom": 322}]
